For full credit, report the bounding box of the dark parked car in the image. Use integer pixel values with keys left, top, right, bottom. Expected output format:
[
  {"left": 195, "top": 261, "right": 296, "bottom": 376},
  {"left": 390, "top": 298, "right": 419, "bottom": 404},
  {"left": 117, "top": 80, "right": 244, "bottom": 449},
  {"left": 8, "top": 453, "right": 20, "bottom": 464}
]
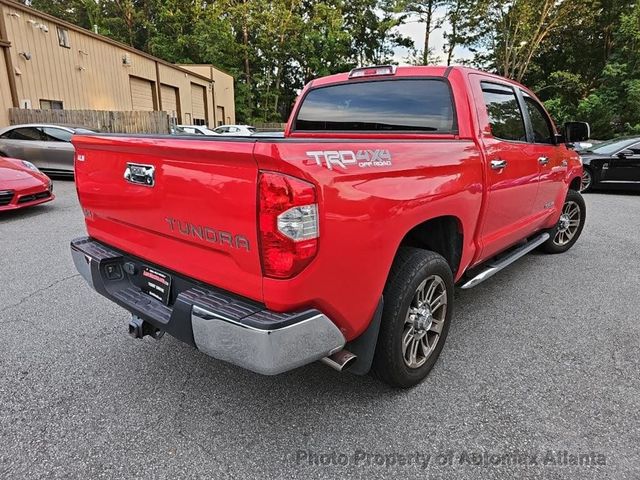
[
  {"left": 0, "top": 124, "right": 94, "bottom": 177},
  {"left": 579, "top": 136, "right": 640, "bottom": 192}
]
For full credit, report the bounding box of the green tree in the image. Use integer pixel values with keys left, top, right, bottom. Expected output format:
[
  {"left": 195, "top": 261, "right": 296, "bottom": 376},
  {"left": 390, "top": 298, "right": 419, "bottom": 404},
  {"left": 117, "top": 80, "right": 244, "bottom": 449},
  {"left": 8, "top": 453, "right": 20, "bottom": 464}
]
[
  {"left": 396, "top": 0, "right": 445, "bottom": 64},
  {"left": 463, "top": 0, "right": 591, "bottom": 81}
]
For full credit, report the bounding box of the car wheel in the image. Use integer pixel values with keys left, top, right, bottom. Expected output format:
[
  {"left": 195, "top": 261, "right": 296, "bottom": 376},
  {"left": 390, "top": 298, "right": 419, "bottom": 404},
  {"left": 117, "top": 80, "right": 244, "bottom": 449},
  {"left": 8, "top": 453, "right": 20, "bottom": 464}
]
[
  {"left": 372, "top": 248, "right": 454, "bottom": 388},
  {"left": 540, "top": 190, "right": 586, "bottom": 254},
  {"left": 580, "top": 167, "right": 593, "bottom": 192}
]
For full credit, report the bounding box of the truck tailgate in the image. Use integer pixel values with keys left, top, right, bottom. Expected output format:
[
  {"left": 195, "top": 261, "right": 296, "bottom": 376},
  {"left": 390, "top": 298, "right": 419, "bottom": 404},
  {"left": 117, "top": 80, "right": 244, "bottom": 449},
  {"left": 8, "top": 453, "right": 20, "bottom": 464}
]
[{"left": 72, "top": 135, "right": 263, "bottom": 302}]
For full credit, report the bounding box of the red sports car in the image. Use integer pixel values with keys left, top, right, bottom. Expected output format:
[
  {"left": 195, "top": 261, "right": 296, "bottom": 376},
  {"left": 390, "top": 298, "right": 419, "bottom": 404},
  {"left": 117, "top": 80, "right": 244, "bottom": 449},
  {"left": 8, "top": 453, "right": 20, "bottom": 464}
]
[{"left": 0, "top": 157, "right": 54, "bottom": 211}]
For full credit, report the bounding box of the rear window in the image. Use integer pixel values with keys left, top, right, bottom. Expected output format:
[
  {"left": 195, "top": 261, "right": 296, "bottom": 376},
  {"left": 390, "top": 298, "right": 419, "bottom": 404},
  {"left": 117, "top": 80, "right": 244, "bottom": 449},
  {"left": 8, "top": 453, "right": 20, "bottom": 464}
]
[{"left": 295, "top": 79, "right": 456, "bottom": 133}]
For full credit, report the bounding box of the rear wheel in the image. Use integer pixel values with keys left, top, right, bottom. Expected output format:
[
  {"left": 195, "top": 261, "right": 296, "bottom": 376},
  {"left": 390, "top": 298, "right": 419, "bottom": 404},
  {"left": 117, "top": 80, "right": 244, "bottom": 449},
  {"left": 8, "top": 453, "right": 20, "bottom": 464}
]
[
  {"left": 372, "top": 248, "right": 454, "bottom": 388},
  {"left": 540, "top": 190, "right": 586, "bottom": 254}
]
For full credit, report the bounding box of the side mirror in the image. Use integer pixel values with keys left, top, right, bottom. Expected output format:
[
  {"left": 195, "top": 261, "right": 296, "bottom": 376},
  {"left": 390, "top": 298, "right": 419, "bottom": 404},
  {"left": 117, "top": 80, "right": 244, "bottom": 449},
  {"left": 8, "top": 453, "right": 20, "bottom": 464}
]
[
  {"left": 564, "top": 121, "right": 590, "bottom": 143},
  {"left": 617, "top": 149, "right": 634, "bottom": 158}
]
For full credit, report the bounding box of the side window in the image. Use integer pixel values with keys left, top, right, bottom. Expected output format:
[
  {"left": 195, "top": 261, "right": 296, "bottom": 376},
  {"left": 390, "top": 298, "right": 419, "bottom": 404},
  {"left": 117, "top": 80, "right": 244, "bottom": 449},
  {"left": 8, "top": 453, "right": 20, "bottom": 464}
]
[
  {"left": 481, "top": 82, "right": 527, "bottom": 142},
  {"left": 6, "top": 128, "right": 44, "bottom": 141},
  {"left": 42, "top": 128, "right": 73, "bottom": 142},
  {"left": 522, "top": 93, "right": 554, "bottom": 144}
]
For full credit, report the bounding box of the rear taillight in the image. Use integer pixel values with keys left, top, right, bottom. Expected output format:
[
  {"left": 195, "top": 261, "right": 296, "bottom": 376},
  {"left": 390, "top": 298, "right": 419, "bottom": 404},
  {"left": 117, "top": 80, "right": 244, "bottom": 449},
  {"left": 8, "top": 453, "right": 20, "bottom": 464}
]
[{"left": 258, "top": 171, "right": 319, "bottom": 279}]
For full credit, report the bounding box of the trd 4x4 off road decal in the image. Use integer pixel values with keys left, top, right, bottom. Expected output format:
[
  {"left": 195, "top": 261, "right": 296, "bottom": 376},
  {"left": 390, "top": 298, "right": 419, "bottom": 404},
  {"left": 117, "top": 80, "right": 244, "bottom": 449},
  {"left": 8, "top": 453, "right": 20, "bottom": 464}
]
[{"left": 306, "top": 150, "right": 392, "bottom": 170}]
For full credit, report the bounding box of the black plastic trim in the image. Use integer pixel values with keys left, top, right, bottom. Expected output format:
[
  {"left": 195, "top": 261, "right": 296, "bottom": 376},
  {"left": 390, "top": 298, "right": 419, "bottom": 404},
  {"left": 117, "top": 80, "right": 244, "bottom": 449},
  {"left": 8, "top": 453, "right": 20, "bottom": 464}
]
[
  {"left": 70, "top": 237, "right": 320, "bottom": 346},
  {"left": 345, "top": 296, "right": 383, "bottom": 375}
]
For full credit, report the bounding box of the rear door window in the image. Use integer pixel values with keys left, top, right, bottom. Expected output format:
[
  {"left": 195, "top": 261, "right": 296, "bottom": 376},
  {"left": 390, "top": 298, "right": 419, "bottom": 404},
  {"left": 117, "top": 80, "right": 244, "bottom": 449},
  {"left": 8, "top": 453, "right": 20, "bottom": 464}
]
[
  {"left": 295, "top": 79, "right": 456, "bottom": 132},
  {"left": 481, "top": 82, "right": 527, "bottom": 142}
]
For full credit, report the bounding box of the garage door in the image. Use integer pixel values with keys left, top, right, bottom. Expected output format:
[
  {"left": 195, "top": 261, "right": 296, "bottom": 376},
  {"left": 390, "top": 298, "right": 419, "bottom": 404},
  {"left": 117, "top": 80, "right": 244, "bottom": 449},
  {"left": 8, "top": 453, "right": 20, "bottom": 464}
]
[
  {"left": 130, "top": 77, "right": 155, "bottom": 111},
  {"left": 190, "top": 83, "right": 207, "bottom": 124},
  {"left": 161, "top": 84, "right": 180, "bottom": 121}
]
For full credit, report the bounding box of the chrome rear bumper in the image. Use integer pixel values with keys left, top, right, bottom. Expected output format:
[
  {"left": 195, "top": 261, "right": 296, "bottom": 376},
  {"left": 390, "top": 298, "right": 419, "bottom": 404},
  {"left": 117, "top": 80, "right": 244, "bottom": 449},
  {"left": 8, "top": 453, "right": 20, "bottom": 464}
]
[
  {"left": 71, "top": 236, "right": 345, "bottom": 375},
  {"left": 191, "top": 306, "right": 344, "bottom": 375}
]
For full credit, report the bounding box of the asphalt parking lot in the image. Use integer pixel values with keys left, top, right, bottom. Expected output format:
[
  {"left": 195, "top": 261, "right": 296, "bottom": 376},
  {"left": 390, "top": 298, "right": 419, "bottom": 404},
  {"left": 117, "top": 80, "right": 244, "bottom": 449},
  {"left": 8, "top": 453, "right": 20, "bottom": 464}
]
[{"left": 0, "top": 180, "right": 638, "bottom": 479}]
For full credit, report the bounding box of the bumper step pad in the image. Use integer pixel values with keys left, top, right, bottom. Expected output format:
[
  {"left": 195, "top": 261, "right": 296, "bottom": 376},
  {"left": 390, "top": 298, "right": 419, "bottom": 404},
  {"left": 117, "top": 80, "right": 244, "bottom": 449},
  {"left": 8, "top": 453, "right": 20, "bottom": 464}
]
[{"left": 70, "top": 236, "right": 345, "bottom": 374}]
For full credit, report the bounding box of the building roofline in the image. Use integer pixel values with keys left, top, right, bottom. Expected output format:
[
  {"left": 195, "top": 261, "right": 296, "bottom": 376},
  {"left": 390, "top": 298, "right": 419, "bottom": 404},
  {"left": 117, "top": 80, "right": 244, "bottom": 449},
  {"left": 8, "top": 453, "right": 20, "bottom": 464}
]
[
  {"left": 0, "top": 0, "right": 227, "bottom": 84},
  {"left": 177, "top": 63, "right": 234, "bottom": 79}
]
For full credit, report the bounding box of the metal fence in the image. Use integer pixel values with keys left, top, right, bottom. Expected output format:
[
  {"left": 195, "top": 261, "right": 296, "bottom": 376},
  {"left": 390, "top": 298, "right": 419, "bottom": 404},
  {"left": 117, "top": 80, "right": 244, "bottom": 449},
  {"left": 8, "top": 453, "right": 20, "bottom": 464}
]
[{"left": 9, "top": 108, "right": 170, "bottom": 134}]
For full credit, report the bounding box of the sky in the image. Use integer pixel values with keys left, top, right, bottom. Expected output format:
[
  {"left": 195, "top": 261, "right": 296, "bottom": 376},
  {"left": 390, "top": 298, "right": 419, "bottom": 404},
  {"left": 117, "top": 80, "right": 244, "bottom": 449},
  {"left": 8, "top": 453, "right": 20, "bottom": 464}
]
[{"left": 392, "top": 12, "right": 475, "bottom": 65}]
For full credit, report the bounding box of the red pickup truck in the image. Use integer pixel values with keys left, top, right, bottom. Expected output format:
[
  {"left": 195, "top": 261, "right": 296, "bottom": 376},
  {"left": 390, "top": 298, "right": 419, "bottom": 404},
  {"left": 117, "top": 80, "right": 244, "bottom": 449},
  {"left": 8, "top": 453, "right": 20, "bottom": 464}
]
[{"left": 70, "top": 66, "right": 588, "bottom": 387}]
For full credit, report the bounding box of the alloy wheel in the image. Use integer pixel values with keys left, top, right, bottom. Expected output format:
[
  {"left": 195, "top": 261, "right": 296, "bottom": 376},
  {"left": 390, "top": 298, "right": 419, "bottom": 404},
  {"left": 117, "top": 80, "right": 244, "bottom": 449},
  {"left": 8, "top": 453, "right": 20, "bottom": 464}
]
[
  {"left": 402, "top": 275, "right": 447, "bottom": 369},
  {"left": 553, "top": 200, "right": 581, "bottom": 246},
  {"left": 581, "top": 169, "right": 592, "bottom": 192}
]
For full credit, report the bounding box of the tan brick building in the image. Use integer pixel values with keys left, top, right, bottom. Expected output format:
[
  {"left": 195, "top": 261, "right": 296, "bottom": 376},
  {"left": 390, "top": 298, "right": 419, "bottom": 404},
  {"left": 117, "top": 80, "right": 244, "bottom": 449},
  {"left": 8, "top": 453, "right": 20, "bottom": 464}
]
[{"left": 0, "top": 0, "right": 235, "bottom": 128}]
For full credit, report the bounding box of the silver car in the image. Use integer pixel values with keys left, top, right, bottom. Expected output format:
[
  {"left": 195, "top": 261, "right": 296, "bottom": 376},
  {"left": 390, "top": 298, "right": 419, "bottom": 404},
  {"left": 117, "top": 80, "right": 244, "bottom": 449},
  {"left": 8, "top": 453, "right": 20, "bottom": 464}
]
[{"left": 0, "top": 124, "right": 93, "bottom": 177}]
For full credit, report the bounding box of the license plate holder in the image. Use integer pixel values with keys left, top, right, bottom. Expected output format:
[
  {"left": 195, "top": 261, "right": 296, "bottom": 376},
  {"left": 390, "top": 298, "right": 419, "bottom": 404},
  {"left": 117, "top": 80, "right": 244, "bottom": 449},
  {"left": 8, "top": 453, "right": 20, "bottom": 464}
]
[{"left": 141, "top": 266, "right": 172, "bottom": 305}]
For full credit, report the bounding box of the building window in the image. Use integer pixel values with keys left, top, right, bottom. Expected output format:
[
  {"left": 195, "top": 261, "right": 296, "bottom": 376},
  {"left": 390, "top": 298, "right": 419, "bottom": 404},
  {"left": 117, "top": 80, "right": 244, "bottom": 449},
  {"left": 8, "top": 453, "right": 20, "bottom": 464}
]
[
  {"left": 40, "top": 99, "right": 63, "bottom": 110},
  {"left": 193, "top": 118, "right": 206, "bottom": 126},
  {"left": 57, "top": 27, "right": 70, "bottom": 48}
]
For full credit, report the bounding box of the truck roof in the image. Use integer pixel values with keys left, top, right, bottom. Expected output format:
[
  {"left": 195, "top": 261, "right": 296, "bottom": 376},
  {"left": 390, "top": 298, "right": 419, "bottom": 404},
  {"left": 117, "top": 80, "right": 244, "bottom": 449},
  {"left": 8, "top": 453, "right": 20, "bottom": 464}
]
[{"left": 309, "top": 65, "right": 530, "bottom": 92}]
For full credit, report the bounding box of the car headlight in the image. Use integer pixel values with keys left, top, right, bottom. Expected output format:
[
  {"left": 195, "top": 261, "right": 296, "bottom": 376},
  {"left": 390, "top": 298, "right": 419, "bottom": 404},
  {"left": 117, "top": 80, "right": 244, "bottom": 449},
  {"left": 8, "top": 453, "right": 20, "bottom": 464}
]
[{"left": 21, "top": 160, "right": 40, "bottom": 172}]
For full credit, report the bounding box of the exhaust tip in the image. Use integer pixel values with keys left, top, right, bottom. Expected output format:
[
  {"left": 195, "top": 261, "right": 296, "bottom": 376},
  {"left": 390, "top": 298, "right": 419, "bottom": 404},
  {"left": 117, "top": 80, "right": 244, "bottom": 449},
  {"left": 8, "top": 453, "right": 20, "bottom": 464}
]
[{"left": 321, "top": 349, "right": 357, "bottom": 372}]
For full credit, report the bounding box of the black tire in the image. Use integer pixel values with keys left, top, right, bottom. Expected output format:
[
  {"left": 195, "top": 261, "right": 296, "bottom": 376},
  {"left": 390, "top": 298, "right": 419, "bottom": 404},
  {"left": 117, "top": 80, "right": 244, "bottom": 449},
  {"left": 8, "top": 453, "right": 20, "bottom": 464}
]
[
  {"left": 540, "top": 189, "right": 586, "bottom": 254},
  {"left": 581, "top": 166, "right": 593, "bottom": 192},
  {"left": 372, "top": 248, "right": 454, "bottom": 388}
]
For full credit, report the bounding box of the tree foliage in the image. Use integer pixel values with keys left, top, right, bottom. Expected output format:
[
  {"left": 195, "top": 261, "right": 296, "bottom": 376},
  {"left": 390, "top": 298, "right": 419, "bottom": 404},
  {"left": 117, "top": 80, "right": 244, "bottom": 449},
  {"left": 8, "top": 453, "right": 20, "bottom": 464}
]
[
  {"left": 24, "top": 0, "right": 640, "bottom": 136},
  {"left": 27, "top": 0, "right": 410, "bottom": 123}
]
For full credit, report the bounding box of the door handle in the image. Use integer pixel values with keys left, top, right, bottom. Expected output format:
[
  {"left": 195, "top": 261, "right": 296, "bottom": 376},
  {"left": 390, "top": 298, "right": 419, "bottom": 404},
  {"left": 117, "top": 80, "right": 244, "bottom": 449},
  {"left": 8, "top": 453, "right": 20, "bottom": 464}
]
[
  {"left": 538, "top": 156, "right": 549, "bottom": 165},
  {"left": 491, "top": 159, "right": 508, "bottom": 170}
]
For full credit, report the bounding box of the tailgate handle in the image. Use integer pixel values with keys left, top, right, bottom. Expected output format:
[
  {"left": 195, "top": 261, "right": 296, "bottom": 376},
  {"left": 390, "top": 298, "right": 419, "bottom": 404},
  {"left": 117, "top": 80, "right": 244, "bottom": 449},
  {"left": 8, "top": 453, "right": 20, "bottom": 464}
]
[{"left": 124, "top": 163, "right": 155, "bottom": 187}]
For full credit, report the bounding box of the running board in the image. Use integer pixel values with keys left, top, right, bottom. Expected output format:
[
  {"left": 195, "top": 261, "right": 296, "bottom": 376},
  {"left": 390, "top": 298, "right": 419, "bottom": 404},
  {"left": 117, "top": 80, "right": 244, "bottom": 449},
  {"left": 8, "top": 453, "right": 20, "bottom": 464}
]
[{"left": 460, "top": 233, "right": 550, "bottom": 289}]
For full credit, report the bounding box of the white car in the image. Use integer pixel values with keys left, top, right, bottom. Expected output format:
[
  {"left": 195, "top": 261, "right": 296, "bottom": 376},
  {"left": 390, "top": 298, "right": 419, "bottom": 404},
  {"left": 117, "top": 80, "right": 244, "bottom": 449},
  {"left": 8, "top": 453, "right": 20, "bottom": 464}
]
[
  {"left": 173, "top": 125, "right": 218, "bottom": 136},
  {"left": 212, "top": 125, "right": 257, "bottom": 136}
]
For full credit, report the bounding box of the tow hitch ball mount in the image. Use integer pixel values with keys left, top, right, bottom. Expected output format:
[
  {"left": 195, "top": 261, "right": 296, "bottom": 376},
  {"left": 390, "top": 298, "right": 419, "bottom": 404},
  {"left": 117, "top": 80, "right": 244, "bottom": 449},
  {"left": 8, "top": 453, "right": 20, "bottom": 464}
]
[{"left": 128, "top": 315, "right": 165, "bottom": 340}]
